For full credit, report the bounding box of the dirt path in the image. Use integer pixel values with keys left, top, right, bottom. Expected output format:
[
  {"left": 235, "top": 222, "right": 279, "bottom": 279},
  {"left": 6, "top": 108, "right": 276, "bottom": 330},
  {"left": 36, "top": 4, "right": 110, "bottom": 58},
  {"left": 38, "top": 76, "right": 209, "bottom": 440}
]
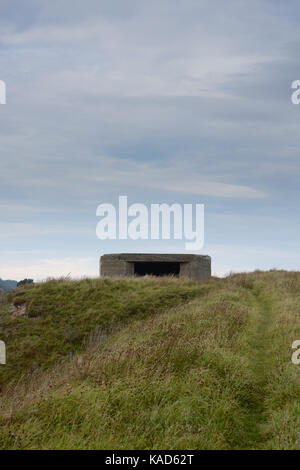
[{"left": 235, "top": 286, "right": 274, "bottom": 449}]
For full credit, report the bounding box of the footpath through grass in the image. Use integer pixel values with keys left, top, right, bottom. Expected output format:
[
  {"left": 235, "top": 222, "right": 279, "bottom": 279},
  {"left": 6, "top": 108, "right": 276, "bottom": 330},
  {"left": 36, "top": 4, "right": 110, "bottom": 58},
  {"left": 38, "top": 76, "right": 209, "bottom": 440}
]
[
  {"left": 227, "top": 272, "right": 300, "bottom": 449},
  {"left": 231, "top": 285, "right": 275, "bottom": 449},
  {"left": 1, "top": 271, "right": 300, "bottom": 449}
]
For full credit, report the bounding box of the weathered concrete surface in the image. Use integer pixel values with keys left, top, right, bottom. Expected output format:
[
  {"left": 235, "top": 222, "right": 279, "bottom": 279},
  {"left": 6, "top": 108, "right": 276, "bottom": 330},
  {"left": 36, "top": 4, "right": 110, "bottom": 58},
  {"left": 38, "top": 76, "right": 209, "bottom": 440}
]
[{"left": 100, "top": 253, "right": 211, "bottom": 281}]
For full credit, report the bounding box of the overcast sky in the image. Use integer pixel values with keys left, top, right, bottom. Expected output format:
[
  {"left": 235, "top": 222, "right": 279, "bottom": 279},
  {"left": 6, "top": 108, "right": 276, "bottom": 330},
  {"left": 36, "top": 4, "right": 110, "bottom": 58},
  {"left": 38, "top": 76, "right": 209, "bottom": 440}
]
[{"left": 1, "top": 0, "right": 300, "bottom": 280}]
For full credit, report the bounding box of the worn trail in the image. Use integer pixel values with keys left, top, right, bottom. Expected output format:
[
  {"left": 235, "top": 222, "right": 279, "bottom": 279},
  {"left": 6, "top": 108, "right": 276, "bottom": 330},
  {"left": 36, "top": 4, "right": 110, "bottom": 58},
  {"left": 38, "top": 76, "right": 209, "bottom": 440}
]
[{"left": 234, "top": 287, "right": 274, "bottom": 449}]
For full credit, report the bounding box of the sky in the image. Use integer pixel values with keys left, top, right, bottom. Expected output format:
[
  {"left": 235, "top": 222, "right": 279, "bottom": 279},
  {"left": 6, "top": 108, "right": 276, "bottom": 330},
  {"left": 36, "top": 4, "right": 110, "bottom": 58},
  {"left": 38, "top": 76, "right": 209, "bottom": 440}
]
[{"left": 1, "top": 0, "right": 300, "bottom": 280}]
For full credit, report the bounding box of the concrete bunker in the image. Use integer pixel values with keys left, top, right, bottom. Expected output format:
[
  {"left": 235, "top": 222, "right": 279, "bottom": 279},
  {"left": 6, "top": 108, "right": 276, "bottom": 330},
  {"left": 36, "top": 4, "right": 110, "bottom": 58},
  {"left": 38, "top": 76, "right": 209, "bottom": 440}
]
[{"left": 100, "top": 254, "right": 211, "bottom": 281}]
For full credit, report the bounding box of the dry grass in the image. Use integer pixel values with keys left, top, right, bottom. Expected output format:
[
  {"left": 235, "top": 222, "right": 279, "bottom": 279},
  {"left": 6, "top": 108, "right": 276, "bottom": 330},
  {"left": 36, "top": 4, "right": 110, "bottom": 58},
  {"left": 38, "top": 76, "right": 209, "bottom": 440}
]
[
  {"left": 0, "top": 276, "right": 214, "bottom": 385},
  {"left": 1, "top": 271, "right": 300, "bottom": 449}
]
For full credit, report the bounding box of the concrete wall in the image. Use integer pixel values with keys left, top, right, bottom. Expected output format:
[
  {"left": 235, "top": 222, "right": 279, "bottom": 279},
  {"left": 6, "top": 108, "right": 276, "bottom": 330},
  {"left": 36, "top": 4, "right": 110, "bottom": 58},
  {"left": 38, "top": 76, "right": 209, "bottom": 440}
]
[
  {"left": 100, "top": 256, "right": 133, "bottom": 277},
  {"left": 179, "top": 257, "right": 211, "bottom": 280},
  {"left": 100, "top": 254, "right": 211, "bottom": 281}
]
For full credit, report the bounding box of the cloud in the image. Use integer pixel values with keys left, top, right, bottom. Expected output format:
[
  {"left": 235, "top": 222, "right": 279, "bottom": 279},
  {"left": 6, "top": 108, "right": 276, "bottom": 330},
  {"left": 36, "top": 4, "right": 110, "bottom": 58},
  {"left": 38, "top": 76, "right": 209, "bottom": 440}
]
[
  {"left": 91, "top": 157, "right": 267, "bottom": 199},
  {"left": 0, "top": 0, "right": 299, "bottom": 278},
  {"left": 0, "top": 256, "right": 98, "bottom": 281},
  {"left": 0, "top": 222, "right": 91, "bottom": 238}
]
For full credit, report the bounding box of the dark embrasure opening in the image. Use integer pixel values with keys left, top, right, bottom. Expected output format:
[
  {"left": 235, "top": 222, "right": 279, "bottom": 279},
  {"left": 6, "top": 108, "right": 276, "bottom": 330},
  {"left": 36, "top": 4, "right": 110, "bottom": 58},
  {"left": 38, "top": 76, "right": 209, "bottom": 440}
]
[{"left": 133, "top": 261, "right": 180, "bottom": 277}]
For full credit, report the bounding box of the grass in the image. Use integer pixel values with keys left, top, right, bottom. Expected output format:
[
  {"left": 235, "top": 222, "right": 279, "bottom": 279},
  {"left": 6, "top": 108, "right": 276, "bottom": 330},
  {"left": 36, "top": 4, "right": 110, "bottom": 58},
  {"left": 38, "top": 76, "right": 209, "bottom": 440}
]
[
  {"left": 1, "top": 271, "right": 300, "bottom": 449},
  {"left": 0, "top": 276, "right": 212, "bottom": 385}
]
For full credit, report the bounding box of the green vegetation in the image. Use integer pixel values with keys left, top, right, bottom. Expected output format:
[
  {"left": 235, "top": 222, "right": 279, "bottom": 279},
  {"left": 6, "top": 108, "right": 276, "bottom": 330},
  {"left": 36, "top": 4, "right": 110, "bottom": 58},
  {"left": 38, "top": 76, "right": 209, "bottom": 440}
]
[
  {"left": 0, "top": 271, "right": 300, "bottom": 449},
  {"left": 17, "top": 279, "right": 34, "bottom": 288},
  {"left": 0, "top": 277, "right": 211, "bottom": 384}
]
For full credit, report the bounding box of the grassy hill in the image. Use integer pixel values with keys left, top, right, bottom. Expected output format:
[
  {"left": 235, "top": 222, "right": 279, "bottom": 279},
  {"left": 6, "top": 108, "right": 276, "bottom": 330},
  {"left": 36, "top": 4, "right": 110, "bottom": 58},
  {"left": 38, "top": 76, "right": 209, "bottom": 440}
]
[{"left": 0, "top": 271, "right": 300, "bottom": 449}]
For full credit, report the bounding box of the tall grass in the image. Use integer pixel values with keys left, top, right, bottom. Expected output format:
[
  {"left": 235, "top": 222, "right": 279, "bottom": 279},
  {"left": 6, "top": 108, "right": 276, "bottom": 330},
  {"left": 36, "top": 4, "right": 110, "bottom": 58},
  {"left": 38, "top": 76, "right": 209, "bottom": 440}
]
[
  {"left": 1, "top": 271, "right": 300, "bottom": 449},
  {"left": 0, "top": 276, "right": 213, "bottom": 385}
]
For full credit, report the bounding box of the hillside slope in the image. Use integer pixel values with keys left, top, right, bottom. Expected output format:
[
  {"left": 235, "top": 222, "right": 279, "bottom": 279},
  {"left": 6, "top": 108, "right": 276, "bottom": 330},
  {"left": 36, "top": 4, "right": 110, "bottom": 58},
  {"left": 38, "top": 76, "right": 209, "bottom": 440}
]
[
  {"left": 0, "top": 279, "right": 17, "bottom": 292},
  {"left": 0, "top": 277, "right": 212, "bottom": 385},
  {"left": 0, "top": 272, "right": 300, "bottom": 449}
]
